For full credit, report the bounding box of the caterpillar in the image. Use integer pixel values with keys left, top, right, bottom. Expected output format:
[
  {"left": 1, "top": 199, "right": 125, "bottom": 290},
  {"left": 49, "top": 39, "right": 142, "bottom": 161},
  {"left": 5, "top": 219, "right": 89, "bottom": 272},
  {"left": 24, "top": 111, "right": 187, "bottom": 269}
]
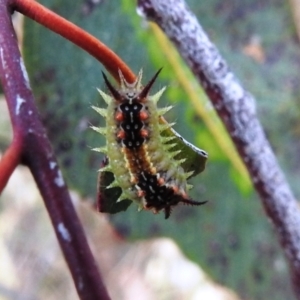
[{"left": 91, "top": 69, "right": 207, "bottom": 219}]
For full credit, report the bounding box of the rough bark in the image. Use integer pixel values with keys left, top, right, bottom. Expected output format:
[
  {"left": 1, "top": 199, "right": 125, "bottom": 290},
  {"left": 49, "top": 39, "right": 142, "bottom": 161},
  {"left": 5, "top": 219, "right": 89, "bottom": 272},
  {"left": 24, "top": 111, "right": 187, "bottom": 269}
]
[
  {"left": 137, "top": 0, "right": 300, "bottom": 298},
  {"left": 0, "top": 1, "right": 110, "bottom": 298}
]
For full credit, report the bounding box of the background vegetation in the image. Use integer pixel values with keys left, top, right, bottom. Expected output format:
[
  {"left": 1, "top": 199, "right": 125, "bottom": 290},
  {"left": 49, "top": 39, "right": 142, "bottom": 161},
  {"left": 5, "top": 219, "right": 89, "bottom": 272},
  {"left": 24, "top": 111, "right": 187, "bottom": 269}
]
[{"left": 1, "top": 0, "right": 299, "bottom": 298}]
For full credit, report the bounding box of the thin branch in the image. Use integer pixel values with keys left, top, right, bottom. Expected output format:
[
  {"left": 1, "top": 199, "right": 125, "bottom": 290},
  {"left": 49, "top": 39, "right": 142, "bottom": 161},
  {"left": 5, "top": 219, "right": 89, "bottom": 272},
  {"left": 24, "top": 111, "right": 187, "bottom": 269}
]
[
  {"left": 0, "top": 131, "right": 22, "bottom": 192},
  {"left": 137, "top": 0, "right": 300, "bottom": 298},
  {"left": 12, "top": 0, "right": 136, "bottom": 83},
  {"left": 0, "top": 0, "right": 110, "bottom": 299}
]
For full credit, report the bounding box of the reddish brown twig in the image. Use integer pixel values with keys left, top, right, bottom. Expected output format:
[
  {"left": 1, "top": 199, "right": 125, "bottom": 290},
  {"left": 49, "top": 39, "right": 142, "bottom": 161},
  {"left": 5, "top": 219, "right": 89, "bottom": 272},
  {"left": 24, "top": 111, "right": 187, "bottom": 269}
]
[
  {"left": 0, "top": 0, "right": 130, "bottom": 298},
  {"left": 137, "top": 0, "right": 300, "bottom": 298},
  {"left": 0, "top": 132, "right": 22, "bottom": 191},
  {"left": 12, "top": 0, "right": 136, "bottom": 84}
]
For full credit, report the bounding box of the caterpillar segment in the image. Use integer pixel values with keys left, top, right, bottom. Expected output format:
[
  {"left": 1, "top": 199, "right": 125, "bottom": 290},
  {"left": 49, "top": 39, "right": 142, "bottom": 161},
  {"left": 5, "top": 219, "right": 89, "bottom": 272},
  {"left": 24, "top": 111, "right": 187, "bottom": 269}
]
[{"left": 92, "top": 68, "right": 206, "bottom": 218}]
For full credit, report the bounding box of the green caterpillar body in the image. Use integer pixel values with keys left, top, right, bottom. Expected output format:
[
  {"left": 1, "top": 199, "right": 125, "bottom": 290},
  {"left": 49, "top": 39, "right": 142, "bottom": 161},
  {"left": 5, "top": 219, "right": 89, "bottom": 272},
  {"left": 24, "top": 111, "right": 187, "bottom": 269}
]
[{"left": 92, "top": 69, "right": 206, "bottom": 218}]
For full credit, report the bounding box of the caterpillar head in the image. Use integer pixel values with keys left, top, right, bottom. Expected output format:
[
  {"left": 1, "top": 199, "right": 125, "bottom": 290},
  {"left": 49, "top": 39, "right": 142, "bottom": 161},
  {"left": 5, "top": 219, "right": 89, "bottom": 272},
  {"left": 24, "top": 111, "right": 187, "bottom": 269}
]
[{"left": 101, "top": 68, "right": 162, "bottom": 103}]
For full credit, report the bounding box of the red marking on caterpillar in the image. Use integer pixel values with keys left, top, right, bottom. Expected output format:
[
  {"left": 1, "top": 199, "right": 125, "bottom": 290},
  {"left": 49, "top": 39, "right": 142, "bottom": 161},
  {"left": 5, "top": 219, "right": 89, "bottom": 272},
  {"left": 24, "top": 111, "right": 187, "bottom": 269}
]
[
  {"left": 115, "top": 111, "right": 124, "bottom": 122},
  {"left": 139, "top": 111, "right": 148, "bottom": 120},
  {"left": 92, "top": 69, "right": 207, "bottom": 219},
  {"left": 117, "top": 130, "right": 126, "bottom": 140},
  {"left": 140, "top": 128, "right": 149, "bottom": 138}
]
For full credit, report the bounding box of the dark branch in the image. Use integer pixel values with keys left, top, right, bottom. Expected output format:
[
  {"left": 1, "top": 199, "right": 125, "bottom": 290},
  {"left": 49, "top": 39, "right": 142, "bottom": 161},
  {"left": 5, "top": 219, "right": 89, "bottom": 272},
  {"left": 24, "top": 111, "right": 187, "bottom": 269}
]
[{"left": 0, "top": 0, "right": 110, "bottom": 299}]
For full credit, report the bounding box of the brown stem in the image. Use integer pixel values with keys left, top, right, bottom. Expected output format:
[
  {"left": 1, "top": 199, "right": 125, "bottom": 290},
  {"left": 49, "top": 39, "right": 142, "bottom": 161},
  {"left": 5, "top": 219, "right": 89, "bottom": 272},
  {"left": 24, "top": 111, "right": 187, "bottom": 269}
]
[
  {"left": 0, "top": 131, "right": 22, "bottom": 192},
  {"left": 137, "top": 0, "right": 300, "bottom": 298},
  {"left": 13, "top": 0, "right": 136, "bottom": 83},
  {"left": 0, "top": 0, "right": 110, "bottom": 298}
]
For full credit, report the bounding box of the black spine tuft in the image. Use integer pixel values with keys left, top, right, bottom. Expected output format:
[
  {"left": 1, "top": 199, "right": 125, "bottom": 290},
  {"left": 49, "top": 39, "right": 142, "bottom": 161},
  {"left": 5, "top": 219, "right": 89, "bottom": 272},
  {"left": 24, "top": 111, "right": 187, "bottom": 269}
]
[{"left": 102, "top": 72, "right": 122, "bottom": 101}]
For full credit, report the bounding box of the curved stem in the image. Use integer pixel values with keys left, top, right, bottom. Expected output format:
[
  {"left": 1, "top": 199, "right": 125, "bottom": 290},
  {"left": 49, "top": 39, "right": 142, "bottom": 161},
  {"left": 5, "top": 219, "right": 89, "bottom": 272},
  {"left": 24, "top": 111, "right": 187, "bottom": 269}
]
[
  {"left": 0, "top": 131, "right": 23, "bottom": 193},
  {"left": 13, "top": 0, "right": 136, "bottom": 83}
]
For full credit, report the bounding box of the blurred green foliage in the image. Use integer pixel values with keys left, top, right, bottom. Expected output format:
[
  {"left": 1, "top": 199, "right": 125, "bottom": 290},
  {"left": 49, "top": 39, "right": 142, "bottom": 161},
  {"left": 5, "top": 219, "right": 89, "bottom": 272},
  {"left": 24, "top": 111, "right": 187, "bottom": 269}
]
[{"left": 23, "top": 0, "right": 299, "bottom": 298}]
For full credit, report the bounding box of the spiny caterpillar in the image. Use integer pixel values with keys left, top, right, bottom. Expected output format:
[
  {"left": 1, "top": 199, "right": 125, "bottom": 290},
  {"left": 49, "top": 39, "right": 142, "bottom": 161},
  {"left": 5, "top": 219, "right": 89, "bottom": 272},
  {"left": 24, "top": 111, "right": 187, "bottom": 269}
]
[{"left": 91, "top": 69, "right": 206, "bottom": 219}]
